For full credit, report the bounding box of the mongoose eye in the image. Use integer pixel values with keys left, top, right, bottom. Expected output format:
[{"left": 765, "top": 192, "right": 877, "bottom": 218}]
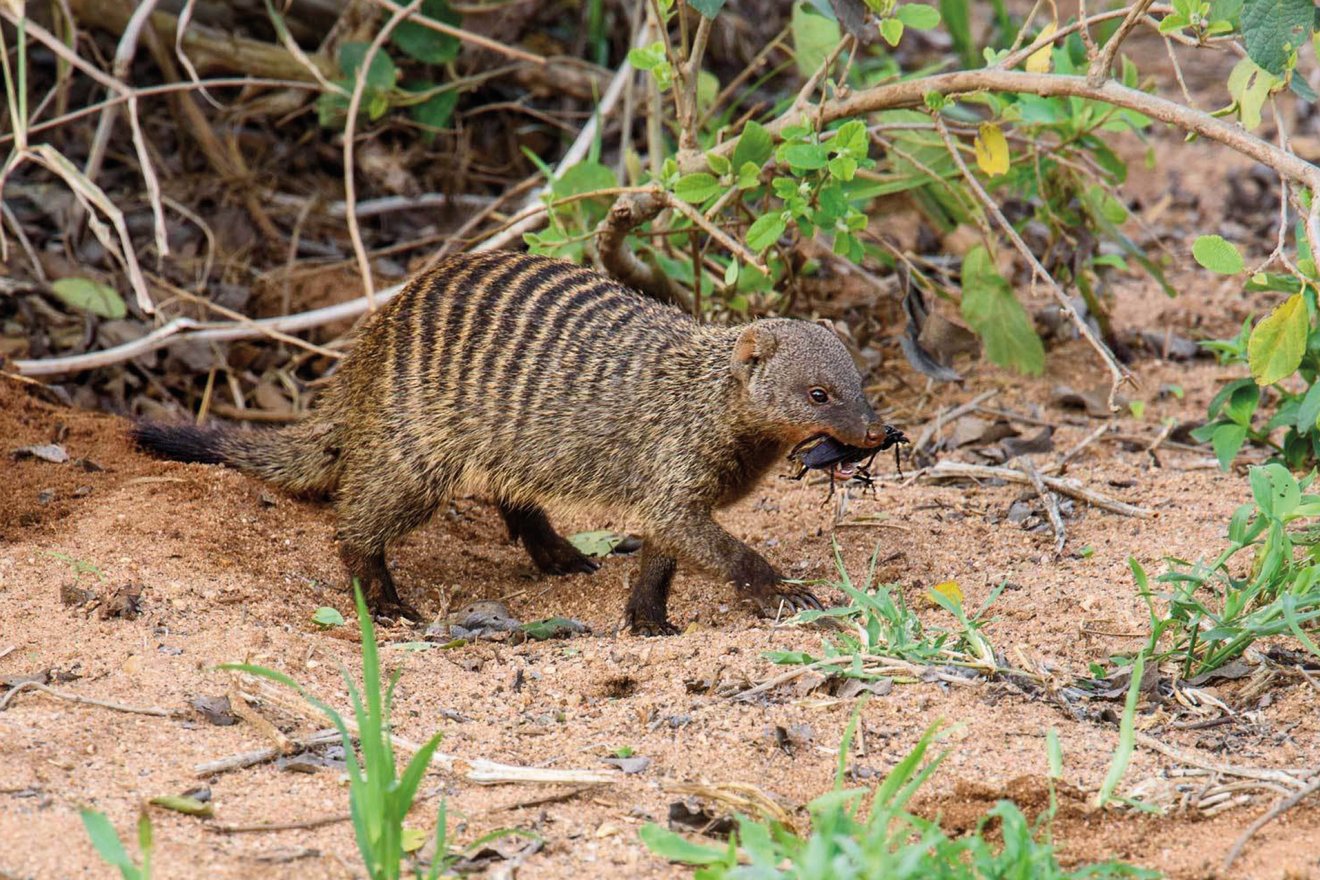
[{"left": 809, "top": 387, "right": 829, "bottom": 404}]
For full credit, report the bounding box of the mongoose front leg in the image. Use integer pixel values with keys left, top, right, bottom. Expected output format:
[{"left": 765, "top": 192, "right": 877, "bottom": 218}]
[
  {"left": 624, "top": 546, "right": 679, "bottom": 637},
  {"left": 498, "top": 502, "right": 600, "bottom": 575},
  {"left": 651, "top": 509, "right": 823, "bottom": 617}
]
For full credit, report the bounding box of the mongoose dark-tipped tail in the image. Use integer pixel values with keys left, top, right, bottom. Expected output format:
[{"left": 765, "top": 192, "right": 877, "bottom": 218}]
[{"left": 131, "top": 419, "right": 342, "bottom": 496}]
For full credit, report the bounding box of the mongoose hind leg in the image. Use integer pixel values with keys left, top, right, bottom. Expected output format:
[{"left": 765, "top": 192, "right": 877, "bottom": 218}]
[
  {"left": 654, "top": 509, "right": 823, "bottom": 619},
  {"left": 498, "top": 502, "right": 600, "bottom": 576},
  {"left": 335, "top": 468, "right": 446, "bottom": 621},
  {"left": 338, "top": 545, "right": 419, "bottom": 622},
  {"left": 624, "top": 546, "right": 679, "bottom": 636}
]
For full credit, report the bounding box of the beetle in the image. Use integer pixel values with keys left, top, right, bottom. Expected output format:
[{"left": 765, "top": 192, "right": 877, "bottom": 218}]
[{"left": 786, "top": 425, "right": 909, "bottom": 500}]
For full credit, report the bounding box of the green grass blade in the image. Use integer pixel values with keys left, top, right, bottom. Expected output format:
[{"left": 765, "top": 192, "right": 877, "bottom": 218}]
[{"left": 1095, "top": 652, "right": 1144, "bottom": 809}]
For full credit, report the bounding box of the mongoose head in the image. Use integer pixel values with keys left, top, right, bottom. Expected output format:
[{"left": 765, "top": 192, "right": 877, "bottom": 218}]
[{"left": 731, "top": 319, "right": 883, "bottom": 448}]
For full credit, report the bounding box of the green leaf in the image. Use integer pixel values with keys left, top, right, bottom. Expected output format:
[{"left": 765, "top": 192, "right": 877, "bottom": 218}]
[
  {"left": 392, "top": 0, "right": 461, "bottom": 64},
  {"left": 896, "top": 4, "right": 941, "bottom": 28},
  {"left": 312, "top": 606, "right": 346, "bottom": 628},
  {"left": 1240, "top": 0, "right": 1313, "bottom": 75},
  {"left": 673, "top": 172, "right": 722, "bottom": 204},
  {"left": 1211, "top": 422, "right": 1248, "bottom": 469},
  {"left": 959, "top": 246, "right": 1045, "bottom": 376},
  {"left": 736, "top": 162, "right": 760, "bottom": 189},
  {"left": 1296, "top": 382, "right": 1320, "bottom": 433},
  {"left": 827, "top": 155, "right": 858, "bottom": 180},
  {"left": 627, "top": 43, "right": 665, "bottom": 71},
  {"left": 519, "top": 616, "right": 586, "bottom": 640},
  {"left": 745, "top": 213, "right": 787, "bottom": 252},
  {"left": 80, "top": 810, "right": 135, "bottom": 872},
  {"left": 1248, "top": 293, "right": 1309, "bottom": 385},
  {"left": 879, "top": 17, "right": 905, "bottom": 46},
  {"left": 1191, "top": 234, "right": 1245, "bottom": 274},
  {"left": 148, "top": 795, "right": 214, "bottom": 817},
  {"left": 1250, "top": 462, "right": 1300, "bottom": 519},
  {"left": 777, "top": 142, "right": 829, "bottom": 170},
  {"left": 790, "top": 3, "right": 841, "bottom": 76},
  {"left": 568, "top": 530, "right": 624, "bottom": 557},
  {"left": 409, "top": 89, "right": 458, "bottom": 134},
  {"left": 638, "top": 824, "right": 727, "bottom": 865},
  {"left": 706, "top": 153, "right": 731, "bottom": 176},
  {"left": 551, "top": 161, "right": 617, "bottom": 199},
  {"left": 732, "top": 121, "right": 773, "bottom": 168},
  {"left": 50, "top": 277, "right": 127, "bottom": 319},
  {"left": 689, "top": 0, "right": 727, "bottom": 16},
  {"left": 1225, "top": 380, "right": 1261, "bottom": 425},
  {"left": 339, "top": 42, "right": 397, "bottom": 92}
]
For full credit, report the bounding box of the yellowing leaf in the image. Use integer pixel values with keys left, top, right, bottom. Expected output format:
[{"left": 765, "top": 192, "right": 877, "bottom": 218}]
[
  {"left": 401, "top": 827, "right": 428, "bottom": 853},
  {"left": 1025, "top": 22, "right": 1056, "bottom": 73},
  {"left": 974, "top": 123, "right": 1009, "bottom": 176},
  {"left": 929, "top": 580, "right": 964, "bottom": 607},
  {"left": 1248, "top": 293, "right": 1309, "bottom": 386}
]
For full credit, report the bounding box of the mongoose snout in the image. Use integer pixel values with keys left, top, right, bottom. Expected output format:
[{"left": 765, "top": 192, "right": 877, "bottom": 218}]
[{"left": 132, "top": 252, "right": 880, "bottom": 634}]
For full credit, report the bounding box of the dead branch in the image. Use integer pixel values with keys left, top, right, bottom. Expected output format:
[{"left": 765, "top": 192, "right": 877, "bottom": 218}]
[
  {"left": 343, "top": 0, "right": 424, "bottom": 310},
  {"left": 0, "top": 680, "right": 182, "bottom": 717},
  {"left": 1087, "top": 0, "right": 1157, "bottom": 86},
  {"left": 923, "top": 460, "right": 1152, "bottom": 518},
  {"left": 1223, "top": 773, "right": 1320, "bottom": 869},
  {"left": 68, "top": 0, "right": 337, "bottom": 81},
  {"left": 1020, "top": 455, "right": 1067, "bottom": 553}
]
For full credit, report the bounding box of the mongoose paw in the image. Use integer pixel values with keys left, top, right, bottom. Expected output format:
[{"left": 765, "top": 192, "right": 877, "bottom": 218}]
[
  {"left": 625, "top": 616, "right": 681, "bottom": 637},
  {"left": 527, "top": 537, "right": 601, "bottom": 576},
  {"left": 751, "top": 584, "right": 824, "bottom": 617},
  {"left": 372, "top": 599, "right": 424, "bottom": 624}
]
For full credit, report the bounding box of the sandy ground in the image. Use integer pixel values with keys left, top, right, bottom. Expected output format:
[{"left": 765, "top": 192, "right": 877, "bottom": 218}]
[{"left": 3, "top": 258, "right": 1320, "bottom": 880}]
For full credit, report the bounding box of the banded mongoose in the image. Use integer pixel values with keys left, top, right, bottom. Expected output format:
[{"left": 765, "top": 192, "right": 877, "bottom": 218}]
[{"left": 132, "top": 251, "right": 887, "bottom": 634}]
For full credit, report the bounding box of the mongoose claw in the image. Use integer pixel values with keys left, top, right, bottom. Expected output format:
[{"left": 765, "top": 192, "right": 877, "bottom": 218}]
[
  {"left": 372, "top": 600, "right": 424, "bottom": 624},
  {"left": 625, "top": 616, "right": 681, "bottom": 637},
  {"left": 528, "top": 539, "right": 602, "bottom": 576},
  {"left": 754, "top": 585, "right": 824, "bottom": 616}
]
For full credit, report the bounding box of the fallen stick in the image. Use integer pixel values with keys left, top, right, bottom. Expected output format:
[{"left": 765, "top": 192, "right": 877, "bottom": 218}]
[
  {"left": 1019, "top": 455, "right": 1066, "bottom": 553},
  {"left": 1223, "top": 773, "right": 1320, "bottom": 871},
  {"left": 912, "top": 389, "right": 1000, "bottom": 453},
  {"left": 0, "top": 680, "right": 182, "bottom": 717},
  {"left": 923, "top": 460, "right": 1152, "bottom": 518}
]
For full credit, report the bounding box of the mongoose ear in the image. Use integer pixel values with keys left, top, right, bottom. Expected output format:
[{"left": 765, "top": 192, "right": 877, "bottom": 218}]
[{"left": 732, "top": 324, "right": 778, "bottom": 382}]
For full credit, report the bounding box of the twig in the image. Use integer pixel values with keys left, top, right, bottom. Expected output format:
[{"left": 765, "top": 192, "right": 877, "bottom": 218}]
[
  {"left": 1223, "top": 773, "right": 1320, "bottom": 870},
  {"left": 0, "top": 680, "right": 181, "bottom": 717},
  {"left": 677, "top": 68, "right": 1320, "bottom": 199},
  {"left": 923, "top": 460, "right": 1152, "bottom": 517},
  {"left": 343, "top": 0, "right": 423, "bottom": 310},
  {"left": 79, "top": 0, "right": 169, "bottom": 268},
  {"left": 1088, "top": 0, "right": 1157, "bottom": 86},
  {"left": 209, "top": 812, "right": 352, "bottom": 834},
  {"left": 912, "top": 389, "right": 1000, "bottom": 452},
  {"left": 1134, "top": 732, "right": 1310, "bottom": 785},
  {"left": 933, "top": 115, "right": 1131, "bottom": 408},
  {"left": 475, "top": 21, "right": 650, "bottom": 254},
  {"left": 368, "top": 0, "right": 547, "bottom": 64},
  {"left": 194, "top": 729, "right": 343, "bottom": 776},
  {"left": 1020, "top": 455, "right": 1066, "bottom": 553},
  {"left": 1053, "top": 422, "right": 1111, "bottom": 471},
  {"left": 675, "top": 10, "right": 712, "bottom": 158}
]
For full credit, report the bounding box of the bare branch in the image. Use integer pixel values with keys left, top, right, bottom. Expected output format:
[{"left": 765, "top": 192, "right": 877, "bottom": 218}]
[
  {"left": 1088, "top": 0, "right": 1157, "bottom": 86},
  {"left": 342, "top": 0, "right": 424, "bottom": 310}
]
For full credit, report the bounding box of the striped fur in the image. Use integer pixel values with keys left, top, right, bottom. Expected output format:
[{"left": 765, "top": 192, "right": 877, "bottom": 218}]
[{"left": 132, "top": 252, "right": 882, "bottom": 631}]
